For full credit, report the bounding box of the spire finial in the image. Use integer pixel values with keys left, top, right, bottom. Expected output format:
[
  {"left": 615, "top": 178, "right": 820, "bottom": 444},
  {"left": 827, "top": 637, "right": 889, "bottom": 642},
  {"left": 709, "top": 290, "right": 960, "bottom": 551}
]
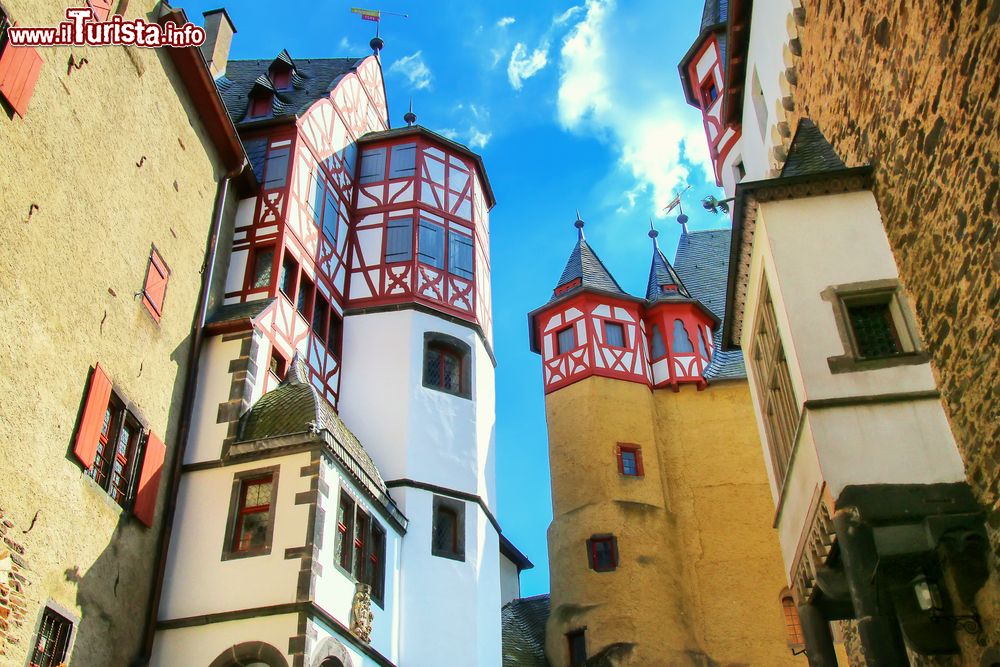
[
  {"left": 404, "top": 97, "right": 417, "bottom": 126},
  {"left": 677, "top": 202, "right": 689, "bottom": 235},
  {"left": 648, "top": 217, "right": 659, "bottom": 243},
  {"left": 574, "top": 209, "right": 585, "bottom": 240}
]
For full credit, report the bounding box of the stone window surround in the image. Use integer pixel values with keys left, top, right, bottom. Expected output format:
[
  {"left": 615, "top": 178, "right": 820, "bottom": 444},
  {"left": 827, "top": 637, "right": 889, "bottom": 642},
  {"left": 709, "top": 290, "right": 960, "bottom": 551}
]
[
  {"left": 822, "top": 278, "right": 929, "bottom": 374},
  {"left": 332, "top": 486, "right": 388, "bottom": 609},
  {"left": 431, "top": 494, "right": 466, "bottom": 562},
  {"left": 586, "top": 534, "right": 619, "bottom": 572},
  {"left": 29, "top": 599, "right": 79, "bottom": 667},
  {"left": 221, "top": 464, "right": 281, "bottom": 561}
]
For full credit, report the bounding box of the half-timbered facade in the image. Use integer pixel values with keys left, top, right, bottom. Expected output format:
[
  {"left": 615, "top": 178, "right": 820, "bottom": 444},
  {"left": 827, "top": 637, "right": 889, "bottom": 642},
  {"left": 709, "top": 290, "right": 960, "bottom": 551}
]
[{"left": 152, "top": 11, "right": 510, "bottom": 667}]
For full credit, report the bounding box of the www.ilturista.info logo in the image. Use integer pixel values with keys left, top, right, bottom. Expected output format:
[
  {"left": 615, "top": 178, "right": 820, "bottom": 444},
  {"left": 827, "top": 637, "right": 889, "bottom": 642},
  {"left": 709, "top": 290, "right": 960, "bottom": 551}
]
[{"left": 6, "top": 6, "right": 206, "bottom": 48}]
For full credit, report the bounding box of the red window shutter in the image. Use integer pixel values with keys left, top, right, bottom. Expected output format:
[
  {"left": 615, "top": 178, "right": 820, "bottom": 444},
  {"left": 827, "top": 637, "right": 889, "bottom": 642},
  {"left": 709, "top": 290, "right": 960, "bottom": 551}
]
[
  {"left": 73, "top": 363, "right": 113, "bottom": 468},
  {"left": 86, "top": 0, "right": 114, "bottom": 21},
  {"left": 142, "top": 250, "right": 169, "bottom": 321},
  {"left": 134, "top": 431, "right": 166, "bottom": 527},
  {"left": 0, "top": 42, "right": 43, "bottom": 119},
  {"left": 636, "top": 449, "right": 645, "bottom": 477},
  {"left": 615, "top": 445, "right": 623, "bottom": 474}
]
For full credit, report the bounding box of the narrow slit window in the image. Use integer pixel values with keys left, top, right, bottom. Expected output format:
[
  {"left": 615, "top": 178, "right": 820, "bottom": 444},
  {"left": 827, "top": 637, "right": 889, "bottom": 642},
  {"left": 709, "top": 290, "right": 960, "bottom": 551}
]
[
  {"left": 336, "top": 491, "right": 356, "bottom": 572},
  {"left": 297, "top": 274, "right": 315, "bottom": 319},
  {"left": 567, "top": 629, "right": 587, "bottom": 667},
  {"left": 650, "top": 324, "right": 667, "bottom": 359},
  {"left": 328, "top": 312, "right": 343, "bottom": 357},
  {"left": 369, "top": 523, "right": 387, "bottom": 604},
  {"left": 279, "top": 254, "right": 298, "bottom": 299},
  {"left": 312, "top": 296, "right": 329, "bottom": 341}
]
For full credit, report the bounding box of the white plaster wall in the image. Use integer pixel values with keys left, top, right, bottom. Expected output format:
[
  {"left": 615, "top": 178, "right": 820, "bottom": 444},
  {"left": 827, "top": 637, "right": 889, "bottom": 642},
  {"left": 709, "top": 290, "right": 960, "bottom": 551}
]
[
  {"left": 158, "top": 453, "right": 311, "bottom": 620},
  {"left": 500, "top": 554, "right": 520, "bottom": 606},
  {"left": 761, "top": 191, "right": 938, "bottom": 400},
  {"left": 186, "top": 335, "right": 244, "bottom": 464},
  {"left": 739, "top": 0, "right": 795, "bottom": 179},
  {"left": 308, "top": 619, "right": 373, "bottom": 667},
  {"left": 313, "top": 459, "right": 402, "bottom": 663},
  {"left": 393, "top": 487, "right": 501, "bottom": 667},
  {"left": 151, "top": 613, "right": 298, "bottom": 667},
  {"left": 338, "top": 309, "right": 497, "bottom": 507}
]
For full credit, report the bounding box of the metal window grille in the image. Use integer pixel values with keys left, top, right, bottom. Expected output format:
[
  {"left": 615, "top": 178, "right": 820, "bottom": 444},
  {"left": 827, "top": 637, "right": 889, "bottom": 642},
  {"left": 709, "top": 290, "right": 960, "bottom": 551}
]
[
  {"left": 847, "top": 302, "right": 901, "bottom": 358},
  {"left": 29, "top": 608, "right": 72, "bottom": 667}
]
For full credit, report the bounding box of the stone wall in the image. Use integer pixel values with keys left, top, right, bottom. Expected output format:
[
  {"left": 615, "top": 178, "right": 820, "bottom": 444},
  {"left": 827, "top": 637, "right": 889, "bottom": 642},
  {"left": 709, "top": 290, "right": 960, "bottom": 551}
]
[
  {"left": 791, "top": 0, "right": 999, "bottom": 657},
  {"left": 0, "top": 0, "right": 227, "bottom": 663}
]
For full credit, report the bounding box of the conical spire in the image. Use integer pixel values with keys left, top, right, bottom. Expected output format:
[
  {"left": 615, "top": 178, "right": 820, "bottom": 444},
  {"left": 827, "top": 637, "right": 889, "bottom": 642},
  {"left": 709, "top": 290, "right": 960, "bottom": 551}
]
[
  {"left": 551, "top": 212, "right": 626, "bottom": 300},
  {"left": 646, "top": 219, "right": 692, "bottom": 301}
]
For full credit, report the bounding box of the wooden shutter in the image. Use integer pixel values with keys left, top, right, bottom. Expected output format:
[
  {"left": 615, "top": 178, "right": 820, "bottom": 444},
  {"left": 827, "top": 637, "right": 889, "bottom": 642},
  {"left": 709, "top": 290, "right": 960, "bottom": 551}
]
[
  {"left": 134, "top": 431, "right": 165, "bottom": 527},
  {"left": 614, "top": 445, "right": 623, "bottom": 474},
  {"left": 359, "top": 148, "right": 386, "bottom": 184},
  {"left": 74, "top": 364, "right": 113, "bottom": 468},
  {"left": 635, "top": 448, "right": 645, "bottom": 476},
  {"left": 142, "top": 249, "right": 169, "bottom": 321},
  {"left": 385, "top": 218, "right": 413, "bottom": 262},
  {"left": 87, "top": 0, "right": 114, "bottom": 21},
  {"left": 388, "top": 143, "right": 416, "bottom": 178},
  {"left": 0, "top": 41, "right": 43, "bottom": 119}
]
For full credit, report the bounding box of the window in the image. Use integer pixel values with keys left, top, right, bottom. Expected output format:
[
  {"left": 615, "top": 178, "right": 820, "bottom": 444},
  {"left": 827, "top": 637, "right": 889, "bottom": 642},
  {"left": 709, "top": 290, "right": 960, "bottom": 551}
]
[
  {"left": 322, "top": 187, "right": 339, "bottom": 244},
  {"left": 672, "top": 319, "right": 694, "bottom": 353},
  {"left": 308, "top": 170, "right": 324, "bottom": 221},
  {"left": 224, "top": 468, "right": 279, "bottom": 559},
  {"left": 270, "top": 67, "right": 292, "bottom": 90},
  {"left": 734, "top": 160, "right": 746, "bottom": 183},
  {"left": 417, "top": 218, "right": 445, "bottom": 269},
  {"left": 749, "top": 281, "right": 800, "bottom": 487},
  {"left": 448, "top": 232, "right": 474, "bottom": 279},
  {"left": 359, "top": 147, "right": 386, "bottom": 184},
  {"left": 328, "top": 311, "right": 343, "bottom": 358},
  {"left": 296, "top": 273, "right": 314, "bottom": 319},
  {"left": 263, "top": 145, "right": 289, "bottom": 188},
  {"left": 825, "top": 281, "right": 924, "bottom": 373},
  {"left": 279, "top": 254, "right": 298, "bottom": 299},
  {"left": 586, "top": 535, "right": 618, "bottom": 572},
  {"left": 388, "top": 143, "right": 417, "bottom": 178},
  {"left": 701, "top": 78, "right": 718, "bottom": 105},
  {"left": 847, "top": 302, "right": 901, "bottom": 358},
  {"left": 567, "top": 629, "right": 587, "bottom": 667},
  {"left": 312, "top": 296, "right": 329, "bottom": 340},
  {"left": 87, "top": 395, "right": 140, "bottom": 505},
  {"left": 309, "top": 170, "right": 340, "bottom": 244},
  {"left": 650, "top": 324, "right": 667, "bottom": 359},
  {"left": 385, "top": 218, "right": 413, "bottom": 262},
  {"left": 141, "top": 247, "right": 170, "bottom": 322},
  {"left": 248, "top": 94, "right": 272, "bottom": 119},
  {"left": 616, "top": 444, "right": 643, "bottom": 477},
  {"left": 698, "top": 328, "right": 710, "bottom": 358},
  {"left": 431, "top": 495, "right": 466, "bottom": 561},
  {"left": 556, "top": 326, "right": 576, "bottom": 355},
  {"left": 604, "top": 321, "right": 625, "bottom": 348},
  {"left": 250, "top": 246, "right": 274, "bottom": 290},
  {"left": 29, "top": 607, "right": 72, "bottom": 667},
  {"left": 423, "top": 333, "right": 472, "bottom": 398},
  {"left": 334, "top": 488, "right": 388, "bottom": 605},
  {"left": 780, "top": 592, "right": 805, "bottom": 649},
  {"left": 269, "top": 348, "right": 287, "bottom": 378},
  {"left": 342, "top": 142, "right": 357, "bottom": 177},
  {"left": 0, "top": 10, "right": 43, "bottom": 119}
]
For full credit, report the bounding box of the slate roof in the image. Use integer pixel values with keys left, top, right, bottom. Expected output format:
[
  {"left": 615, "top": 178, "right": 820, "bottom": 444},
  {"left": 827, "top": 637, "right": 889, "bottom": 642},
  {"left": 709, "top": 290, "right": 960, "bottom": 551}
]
[
  {"left": 501, "top": 595, "right": 550, "bottom": 667},
  {"left": 673, "top": 229, "right": 747, "bottom": 380},
  {"left": 701, "top": 0, "right": 729, "bottom": 30},
  {"left": 552, "top": 237, "right": 628, "bottom": 300},
  {"left": 780, "top": 118, "right": 847, "bottom": 178},
  {"left": 238, "top": 355, "right": 387, "bottom": 496},
  {"left": 216, "top": 57, "right": 366, "bottom": 126},
  {"left": 206, "top": 298, "right": 274, "bottom": 328},
  {"left": 646, "top": 242, "right": 693, "bottom": 302}
]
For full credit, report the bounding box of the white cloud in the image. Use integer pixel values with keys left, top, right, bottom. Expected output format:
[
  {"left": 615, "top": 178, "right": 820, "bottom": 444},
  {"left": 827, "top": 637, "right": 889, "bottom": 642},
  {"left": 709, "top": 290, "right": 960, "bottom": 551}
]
[
  {"left": 557, "top": 0, "right": 711, "bottom": 216},
  {"left": 446, "top": 105, "right": 493, "bottom": 149},
  {"left": 553, "top": 5, "right": 584, "bottom": 25},
  {"left": 389, "top": 51, "right": 432, "bottom": 90},
  {"left": 497, "top": 16, "right": 516, "bottom": 27},
  {"left": 507, "top": 42, "right": 549, "bottom": 90},
  {"left": 468, "top": 129, "right": 492, "bottom": 149}
]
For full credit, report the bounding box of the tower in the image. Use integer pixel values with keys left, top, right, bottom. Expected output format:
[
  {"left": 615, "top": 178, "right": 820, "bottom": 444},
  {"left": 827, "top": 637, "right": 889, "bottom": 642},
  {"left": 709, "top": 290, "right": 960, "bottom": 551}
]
[{"left": 528, "top": 215, "right": 805, "bottom": 665}]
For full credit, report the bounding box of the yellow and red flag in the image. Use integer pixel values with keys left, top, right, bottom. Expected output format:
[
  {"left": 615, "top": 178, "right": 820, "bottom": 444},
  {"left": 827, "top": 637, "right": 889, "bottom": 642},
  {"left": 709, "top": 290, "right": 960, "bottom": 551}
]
[{"left": 351, "top": 7, "right": 381, "bottom": 22}]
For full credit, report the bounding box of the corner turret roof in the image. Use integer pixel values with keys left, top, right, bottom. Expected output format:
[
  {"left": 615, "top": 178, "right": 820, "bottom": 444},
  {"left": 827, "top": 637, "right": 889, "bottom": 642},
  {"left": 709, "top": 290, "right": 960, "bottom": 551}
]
[
  {"left": 646, "top": 242, "right": 693, "bottom": 302},
  {"left": 552, "top": 236, "right": 627, "bottom": 301},
  {"left": 780, "top": 118, "right": 847, "bottom": 178}
]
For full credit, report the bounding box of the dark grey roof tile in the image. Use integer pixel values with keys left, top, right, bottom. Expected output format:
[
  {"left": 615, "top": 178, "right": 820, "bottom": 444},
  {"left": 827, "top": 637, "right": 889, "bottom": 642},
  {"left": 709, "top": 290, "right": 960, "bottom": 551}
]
[
  {"left": 780, "top": 118, "right": 847, "bottom": 178},
  {"left": 647, "top": 243, "right": 693, "bottom": 301},
  {"left": 552, "top": 238, "right": 627, "bottom": 300},
  {"left": 206, "top": 298, "right": 274, "bottom": 326},
  {"left": 502, "top": 595, "right": 550, "bottom": 666}
]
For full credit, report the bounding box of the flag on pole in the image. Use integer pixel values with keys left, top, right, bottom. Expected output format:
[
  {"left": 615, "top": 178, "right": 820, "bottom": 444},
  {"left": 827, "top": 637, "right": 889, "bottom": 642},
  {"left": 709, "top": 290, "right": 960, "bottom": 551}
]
[
  {"left": 351, "top": 7, "right": 381, "bottom": 22},
  {"left": 662, "top": 194, "right": 682, "bottom": 215}
]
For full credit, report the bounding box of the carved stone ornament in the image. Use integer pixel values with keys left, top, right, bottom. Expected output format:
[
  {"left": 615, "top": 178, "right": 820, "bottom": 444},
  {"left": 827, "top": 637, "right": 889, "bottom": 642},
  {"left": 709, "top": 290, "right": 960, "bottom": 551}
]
[{"left": 351, "top": 582, "right": 374, "bottom": 643}]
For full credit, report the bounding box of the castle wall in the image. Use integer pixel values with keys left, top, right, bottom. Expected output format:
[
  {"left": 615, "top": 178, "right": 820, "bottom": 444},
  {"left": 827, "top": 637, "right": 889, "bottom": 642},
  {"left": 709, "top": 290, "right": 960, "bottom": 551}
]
[{"left": 0, "top": 1, "right": 228, "bottom": 663}]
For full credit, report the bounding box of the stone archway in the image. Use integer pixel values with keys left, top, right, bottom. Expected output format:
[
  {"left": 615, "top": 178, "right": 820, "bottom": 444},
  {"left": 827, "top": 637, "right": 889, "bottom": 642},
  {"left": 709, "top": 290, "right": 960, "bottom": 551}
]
[
  {"left": 208, "top": 641, "right": 290, "bottom": 667},
  {"left": 309, "top": 637, "right": 354, "bottom": 667}
]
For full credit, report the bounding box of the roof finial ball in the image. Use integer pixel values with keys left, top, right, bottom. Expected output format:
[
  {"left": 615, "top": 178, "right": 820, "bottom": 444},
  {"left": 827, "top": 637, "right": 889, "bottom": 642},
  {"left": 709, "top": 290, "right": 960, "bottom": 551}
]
[
  {"left": 404, "top": 98, "right": 417, "bottom": 127},
  {"left": 648, "top": 218, "right": 659, "bottom": 241},
  {"left": 677, "top": 203, "right": 690, "bottom": 234},
  {"left": 574, "top": 209, "right": 585, "bottom": 239},
  {"left": 370, "top": 36, "right": 384, "bottom": 54}
]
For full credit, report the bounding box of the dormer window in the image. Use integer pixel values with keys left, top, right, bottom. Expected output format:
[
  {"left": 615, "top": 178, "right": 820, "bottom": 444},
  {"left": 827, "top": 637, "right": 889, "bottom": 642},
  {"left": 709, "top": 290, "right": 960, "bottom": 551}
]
[
  {"left": 248, "top": 93, "right": 272, "bottom": 119},
  {"left": 701, "top": 79, "right": 718, "bottom": 106},
  {"left": 660, "top": 283, "right": 678, "bottom": 295},
  {"left": 270, "top": 68, "right": 292, "bottom": 91}
]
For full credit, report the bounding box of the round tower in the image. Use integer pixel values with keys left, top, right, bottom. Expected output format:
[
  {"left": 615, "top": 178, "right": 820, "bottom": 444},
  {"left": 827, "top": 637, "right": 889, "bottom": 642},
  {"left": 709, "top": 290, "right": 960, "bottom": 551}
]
[{"left": 336, "top": 125, "right": 500, "bottom": 666}]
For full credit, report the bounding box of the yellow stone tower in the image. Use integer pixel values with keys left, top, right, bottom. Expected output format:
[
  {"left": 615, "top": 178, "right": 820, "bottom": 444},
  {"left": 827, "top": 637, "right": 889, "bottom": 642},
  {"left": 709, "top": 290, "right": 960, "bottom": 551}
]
[{"left": 528, "top": 216, "right": 808, "bottom": 666}]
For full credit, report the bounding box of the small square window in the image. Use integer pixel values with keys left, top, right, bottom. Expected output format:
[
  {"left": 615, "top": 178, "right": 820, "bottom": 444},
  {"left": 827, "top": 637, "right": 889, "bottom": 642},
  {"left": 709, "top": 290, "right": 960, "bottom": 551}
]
[
  {"left": 279, "top": 254, "right": 298, "bottom": 299},
  {"left": 604, "top": 321, "right": 625, "bottom": 348},
  {"left": 29, "top": 606, "right": 73, "bottom": 667},
  {"left": 269, "top": 348, "right": 287, "bottom": 378},
  {"left": 556, "top": 326, "right": 576, "bottom": 355},
  {"left": 616, "top": 444, "right": 643, "bottom": 477},
  {"left": 847, "top": 301, "right": 901, "bottom": 358},
  {"left": 586, "top": 535, "right": 618, "bottom": 572},
  {"left": 567, "top": 629, "right": 587, "bottom": 666}
]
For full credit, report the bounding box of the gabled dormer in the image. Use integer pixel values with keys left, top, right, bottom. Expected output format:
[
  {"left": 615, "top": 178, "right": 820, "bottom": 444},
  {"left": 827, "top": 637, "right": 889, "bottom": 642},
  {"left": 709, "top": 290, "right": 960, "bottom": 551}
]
[
  {"left": 267, "top": 49, "right": 296, "bottom": 91},
  {"left": 246, "top": 74, "right": 276, "bottom": 120}
]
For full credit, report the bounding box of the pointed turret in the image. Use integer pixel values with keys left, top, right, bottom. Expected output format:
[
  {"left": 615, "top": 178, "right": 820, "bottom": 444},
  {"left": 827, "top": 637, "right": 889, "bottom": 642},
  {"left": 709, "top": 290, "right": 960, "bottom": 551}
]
[
  {"left": 551, "top": 212, "right": 627, "bottom": 300},
  {"left": 646, "top": 225, "right": 692, "bottom": 301}
]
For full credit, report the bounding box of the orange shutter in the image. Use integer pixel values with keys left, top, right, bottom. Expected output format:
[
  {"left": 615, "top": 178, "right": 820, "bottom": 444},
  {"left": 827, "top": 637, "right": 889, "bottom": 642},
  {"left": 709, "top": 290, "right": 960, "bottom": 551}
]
[
  {"left": 134, "top": 431, "right": 165, "bottom": 527},
  {"left": 86, "top": 0, "right": 115, "bottom": 21},
  {"left": 142, "top": 250, "right": 169, "bottom": 321},
  {"left": 74, "top": 363, "right": 113, "bottom": 468},
  {"left": 0, "top": 42, "right": 43, "bottom": 119}
]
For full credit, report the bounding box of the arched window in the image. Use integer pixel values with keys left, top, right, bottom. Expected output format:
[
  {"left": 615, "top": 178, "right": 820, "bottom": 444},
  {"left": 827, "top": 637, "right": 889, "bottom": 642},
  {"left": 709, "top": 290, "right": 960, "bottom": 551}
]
[
  {"left": 423, "top": 333, "right": 472, "bottom": 399},
  {"left": 208, "top": 642, "right": 289, "bottom": 667},
  {"left": 320, "top": 659, "right": 345, "bottom": 667},
  {"left": 698, "top": 328, "right": 710, "bottom": 358},
  {"left": 672, "top": 319, "right": 694, "bottom": 353},
  {"left": 780, "top": 591, "right": 805, "bottom": 649},
  {"left": 649, "top": 324, "right": 667, "bottom": 359}
]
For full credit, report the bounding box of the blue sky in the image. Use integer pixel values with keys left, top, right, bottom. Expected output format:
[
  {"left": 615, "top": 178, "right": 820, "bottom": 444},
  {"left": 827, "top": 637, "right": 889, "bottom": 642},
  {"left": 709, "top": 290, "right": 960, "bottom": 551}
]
[{"left": 182, "top": 0, "right": 724, "bottom": 596}]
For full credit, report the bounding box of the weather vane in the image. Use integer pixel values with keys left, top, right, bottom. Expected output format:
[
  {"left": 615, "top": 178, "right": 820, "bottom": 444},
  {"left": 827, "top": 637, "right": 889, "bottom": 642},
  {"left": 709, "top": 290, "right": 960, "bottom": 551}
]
[{"left": 351, "top": 7, "right": 409, "bottom": 52}]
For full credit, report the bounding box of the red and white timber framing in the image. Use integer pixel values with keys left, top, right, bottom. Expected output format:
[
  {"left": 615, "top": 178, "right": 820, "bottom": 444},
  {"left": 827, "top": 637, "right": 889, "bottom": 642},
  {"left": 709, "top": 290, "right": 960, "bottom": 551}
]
[
  {"left": 686, "top": 34, "right": 740, "bottom": 186},
  {"left": 534, "top": 294, "right": 716, "bottom": 394}
]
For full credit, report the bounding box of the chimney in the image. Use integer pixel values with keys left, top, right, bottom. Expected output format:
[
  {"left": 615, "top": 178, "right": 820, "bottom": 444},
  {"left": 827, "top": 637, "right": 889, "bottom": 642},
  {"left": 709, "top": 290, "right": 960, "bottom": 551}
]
[{"left": 200, "top": 8, "right": 236, "bottom": 79}]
